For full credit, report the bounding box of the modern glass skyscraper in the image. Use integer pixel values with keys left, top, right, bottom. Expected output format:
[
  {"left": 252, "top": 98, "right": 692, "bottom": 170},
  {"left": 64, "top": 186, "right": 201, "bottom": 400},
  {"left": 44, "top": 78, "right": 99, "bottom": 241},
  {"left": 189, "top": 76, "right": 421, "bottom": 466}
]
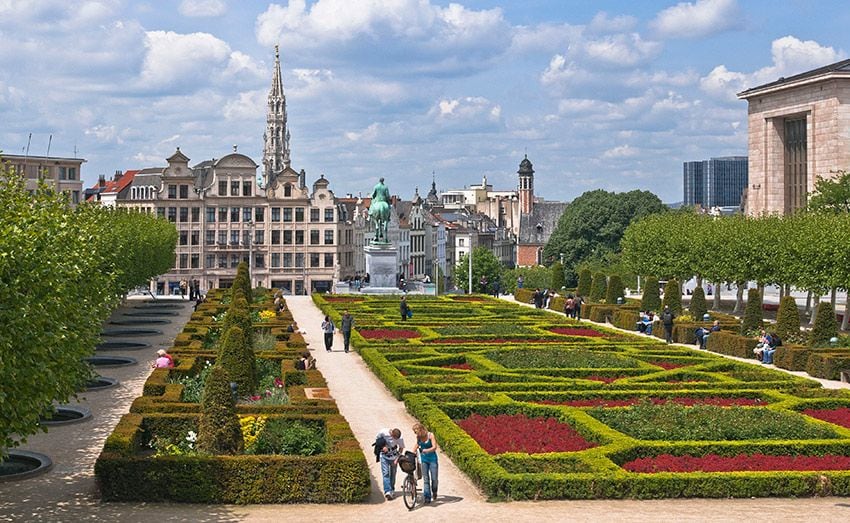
[{"left": 683, "top": 156, "right": 748, "bottom": 208}]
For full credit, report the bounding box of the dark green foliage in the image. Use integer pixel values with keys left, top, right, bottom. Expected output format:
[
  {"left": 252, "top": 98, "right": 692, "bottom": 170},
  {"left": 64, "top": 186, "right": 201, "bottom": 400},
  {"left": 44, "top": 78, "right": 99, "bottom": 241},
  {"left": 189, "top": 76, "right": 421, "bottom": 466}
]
[
  {"left": 775, "top": 295, "right": 802, "bottom": 342},
  {"left": 454, "top": 247, "right": 503, "bottom": 293},
  {"left": 502, "top": 266, "right": 553, "bottom": 294},
  {"left": 217, "top": 326, "right": 256, "bottom": 396},
  {"left": 641, "top": 276, "right": 661, "bottom": 312},
  {"left": 689, "top": 286, "right": 707, "bottom": 320},
  {"left": 740, "top": 289, "right": 764, "bottom": 335},
  {"left": 196, "top": 366, "right": 244, "bottom": 455},
  {"left": 252, "top": 419, "right": 326, "bottom": 456},
  {"left": 661, "top": 279, "right": 682, "bottom": 313},
  {"left": 589, "top": 272, "right": 607, "bottom": 302},
  {"left": 232, "top": 261, "right": 252, "bottom": 304},
  {"left": 223, "top": 297, "right": 254, "bottom": 349},
  {"left": 810, "top": 302, "right": 838, "bottom": 346},
  {"left": 605, "top": 274, "right": 624, "bottom": 304},
  {"left": 550, "top": 261, "right": 566, "bottom": 292},
  {"left": 486, "top": 348, "right": 641, "bottom": 369},
  {"left": 577, "top": 268, "right": 593, "bottom": 297}
]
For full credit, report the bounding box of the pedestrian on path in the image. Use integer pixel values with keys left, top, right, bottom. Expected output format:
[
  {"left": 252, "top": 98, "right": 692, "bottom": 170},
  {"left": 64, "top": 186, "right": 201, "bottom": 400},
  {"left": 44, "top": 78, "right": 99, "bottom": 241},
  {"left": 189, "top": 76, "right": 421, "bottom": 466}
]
[
  {"left": 573, "top": 295, "right": 583, "bottom": 320},
  {"left": 376, "top": 427, "right": 405, "bottom": 500},
  {"left": 321, "top": 315, "right": 335, "bottom": 352},
  {"left": 341, "top": 309, "right": 354, "bottom": 353},
  {"left": 661, "top": 306, "right": 675, "bottom": 344},
  {"left": 400, "top": 296, "right": 411, "bottom": 321},
  {"left": 412, "top": 423, "right": 439, "bottom": 504}
]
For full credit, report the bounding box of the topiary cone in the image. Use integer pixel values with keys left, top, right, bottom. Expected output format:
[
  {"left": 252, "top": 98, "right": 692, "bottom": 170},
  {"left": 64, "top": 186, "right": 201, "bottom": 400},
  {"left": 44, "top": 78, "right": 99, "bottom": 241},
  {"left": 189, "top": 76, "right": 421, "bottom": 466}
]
[
  {"left": 689, "top": 286, "right": 707, "bottom": 321},
  {"left": 775, "top": 295, "right": 802, "bottom": 342},
  {"left": 809, "top": 301, "right": 838, "bottom": 346},
  {"left": 196, "top": 365, "right": 244, "bottom": 455},
  {"left": 217, "top": 325, "right": 256, "bottom": 395},
  {"left": 641, "top": 276, "right": 661, "bottom": 312},
  {"left": 740, "top": 288, "right": 764, "bottom": 335}
]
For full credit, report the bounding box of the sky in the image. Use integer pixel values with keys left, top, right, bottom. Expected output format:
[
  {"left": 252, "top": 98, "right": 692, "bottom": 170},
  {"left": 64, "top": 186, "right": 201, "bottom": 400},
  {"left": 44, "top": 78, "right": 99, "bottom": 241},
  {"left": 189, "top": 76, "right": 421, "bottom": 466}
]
[{"left": 1, "top": 0, "right": 847, "bottom": 204}]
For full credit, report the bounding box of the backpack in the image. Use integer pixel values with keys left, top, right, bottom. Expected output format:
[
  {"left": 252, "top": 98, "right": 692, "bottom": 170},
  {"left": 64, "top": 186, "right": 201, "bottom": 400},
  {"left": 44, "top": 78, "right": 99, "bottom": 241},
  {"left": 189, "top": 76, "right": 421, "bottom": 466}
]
[
  {"left": 372, "top": 435, "right": 386, "bottom": 462},
  {"left": 662, "top": 311, "right": 673, "bottom": 323}
]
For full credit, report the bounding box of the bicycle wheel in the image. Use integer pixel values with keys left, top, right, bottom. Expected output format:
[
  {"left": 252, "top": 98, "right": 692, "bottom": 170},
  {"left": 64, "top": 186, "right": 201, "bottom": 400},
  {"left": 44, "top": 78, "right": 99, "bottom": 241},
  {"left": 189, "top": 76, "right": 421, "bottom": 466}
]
[{"left": 402, "top": 474, "right": 418, "bottom": 510}]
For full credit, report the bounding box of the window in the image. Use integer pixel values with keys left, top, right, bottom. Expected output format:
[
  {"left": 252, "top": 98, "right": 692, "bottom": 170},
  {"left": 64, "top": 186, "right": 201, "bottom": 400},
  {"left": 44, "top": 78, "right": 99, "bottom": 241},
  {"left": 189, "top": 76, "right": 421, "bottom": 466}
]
[
  {"left": 218, "top": 181, "right": 227, "bottom": 196},
  {"left": 310, "top": 208, "right": 320, "bottom": 222},
  {"left": 179, "top": 254, "right": 188, "bottom": 268},
  {"left": 255, "top": 207, "right": 264, "bottom": 222},
  {"left": 254, "top": 253, "right": 265, "bottom": 268},
  {"left": 272, "top": 230, "right": 280, "bottom": 244},
  {"left": 231, "top": 207, "right": 240, "bottom": 222},
  {"left": 206, "top": 207, "right": 216, "bottom": 222},
  {"left": 72, "top": 191, "right": 80, "bottom": 204},
  {"left": 271, "top": 207, "right": 281, "bottom": 222},
  {"left": 324, "top": 253, "right": 334, "bottom": 267},
  {"left": 784, "top": 117, "right": 808, "bottom": 214},
  {"left": 295, "top": 253, "right": 305, "bottom": 268},
  {"left": 283, "top": 253, "right": 292, "bottom": 267},
  {"left": 59, "top": 167, "right": 68, "bottom": 180},
  {"left": 206, "top": 231, "right": 215, "bottom": 245},
  {"left": 271, "top": 253, "right": 280, "bottom": 267},
  {"left": 243, "top": 207, "right": 252, "bottom": 222},
  {"left": 68, "top": 167, "right": 76, "bottom": 180},
  {"left": 295, "top": 230, "right": 304, "bottom": 244},
  {"left": 191, "top": 207, "right": 200, "bottom": 222},
  {"left": 191, "top": 254, "right": 199, "bottom": 268},
  {"left": 324, "top": 230, "right": 334, "bottom": 245},
  {"left": 283, "top": 208, "right": 292, "bottom": 222},
  {"left": 230, "top": 254, "right": 239, "bottom": 268},
  {"left": 324, "top": 208, "right": 334, "bottom": 222},
  {"left": 156, "top": 208, "right": 165, "bottom": 219},
  {"left": 254, "top": 230, "right": 265, "bottom": 244},
  {"left": 218, "top": 254, "right": 227, "bottom": 268},
  {"left": 242, "top": 230, "right": 251, "bottom": 246},
  {"left": 167, "top": 207, "right": 177, "bottom": 222},
  {"left": 231, "top": 230, "right": 239, "bottom": 245},
  {"left": 284, "top": 184, "right": 292, "bottom": 197},
  {"left": 310, "top": 230, "right": 320, "bottom": 245},
  {"left": 283, "top": 230, "right": 292, "bottom": 244},
  {"left": 179, "top": 185, "right": 189, "bottom": 199},
  {"left": 243, "top": 181, "right": 252, "bottom": 196},
  {"left": 179, "top": 231, "right": 188, "bottom": 245},
  {"left": 459, "top": 238, "right": 465, "bottom": 246},
  {"left": 168, "top": 185, "right": 177, "bottom": 199},
  {"left": 310, "top": 253, "right": 320, "bottom": 267},
  {"left": 218, "top": 230, "right": 227, "bottom": 245},
  {"left": 205, "top": 254, "right": 215, "bottom": 268},
  {"left": 230, "top": 181, "right": 240, "bottom": 196},
  {"left": 191, "top": 231, "right": 199, "bottom": 245},
  {"left": 218, "top": 207, "right": 228, "bottom": 222},
  {"left": 295, "top": 208, "right": 304, "bottom": 222},
  {"left": 179, "top": 207, "right": 189, "bottom": 222}
]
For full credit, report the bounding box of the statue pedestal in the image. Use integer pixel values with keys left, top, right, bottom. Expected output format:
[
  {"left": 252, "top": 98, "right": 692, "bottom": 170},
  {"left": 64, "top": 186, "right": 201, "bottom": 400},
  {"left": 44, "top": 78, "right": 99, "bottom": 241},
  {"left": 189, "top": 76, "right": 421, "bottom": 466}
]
[{"left": 364, "top": 243, "right": 398, "bottom": 292}]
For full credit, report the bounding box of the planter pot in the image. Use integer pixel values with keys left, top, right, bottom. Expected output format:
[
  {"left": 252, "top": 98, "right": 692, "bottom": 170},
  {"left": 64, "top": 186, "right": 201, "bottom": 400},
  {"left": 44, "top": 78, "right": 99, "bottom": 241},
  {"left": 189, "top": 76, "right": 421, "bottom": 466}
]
[
  {"left": 39, "top": 405, "right": 92, "bottom": 426},
  {"left": 82, "top": 377, "right": 119, "bottom": 391},
  {"left": 0, "top": 450, "right": 53, "bottom": 482},
  {"left": 100, "top": 329, "right": 163, "bottom": 338},
  {"left": 84, "top": 356, "right": 138, "bottom": 368},
  {"left": 122, "top": 311, "right": 179, "bottom": 317},
  {"left": 109, "top": 319, "right": 172, "bottom": 326},
  {"left": 96, "top": 341, "right": 150, "bottom": 352}
]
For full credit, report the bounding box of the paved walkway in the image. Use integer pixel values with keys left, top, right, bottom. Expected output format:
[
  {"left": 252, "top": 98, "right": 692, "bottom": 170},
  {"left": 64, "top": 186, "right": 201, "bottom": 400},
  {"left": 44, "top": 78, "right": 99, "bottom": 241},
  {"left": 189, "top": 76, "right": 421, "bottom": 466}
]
[{"left": 2, "top": 295, "right": 850, "bottom": 521}]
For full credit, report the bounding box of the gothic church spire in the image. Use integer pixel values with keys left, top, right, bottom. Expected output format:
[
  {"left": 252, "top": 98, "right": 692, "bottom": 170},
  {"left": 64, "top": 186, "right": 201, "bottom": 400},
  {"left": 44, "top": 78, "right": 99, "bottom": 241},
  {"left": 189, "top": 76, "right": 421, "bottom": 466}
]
[{"left": 262, "top": 45, "right": 290, "bottom": 187}]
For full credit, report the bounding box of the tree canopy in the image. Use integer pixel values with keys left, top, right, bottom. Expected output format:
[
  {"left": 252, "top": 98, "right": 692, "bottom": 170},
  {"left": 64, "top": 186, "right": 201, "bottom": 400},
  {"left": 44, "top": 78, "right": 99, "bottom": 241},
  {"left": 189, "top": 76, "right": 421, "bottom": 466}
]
[
  {"left": 807, "top": 171, "right": 850, "bottom": 214},
  {"left": 454, "top": 246, "right": 503, "bottom": 293}
]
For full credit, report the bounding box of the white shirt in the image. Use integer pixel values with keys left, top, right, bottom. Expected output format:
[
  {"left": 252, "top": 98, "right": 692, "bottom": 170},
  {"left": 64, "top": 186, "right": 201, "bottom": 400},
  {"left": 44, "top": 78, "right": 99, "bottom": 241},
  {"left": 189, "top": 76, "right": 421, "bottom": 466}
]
[{"left": 376, "top": 428, "right": 405, "bottom": 458}]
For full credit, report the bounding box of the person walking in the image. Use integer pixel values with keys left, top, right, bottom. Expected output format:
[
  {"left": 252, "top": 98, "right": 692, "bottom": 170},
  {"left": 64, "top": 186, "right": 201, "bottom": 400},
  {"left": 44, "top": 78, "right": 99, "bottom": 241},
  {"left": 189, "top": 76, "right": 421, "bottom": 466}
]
[
  {"left": 661, "top": 306, "right": 676, "bottom": 344},
  {"left": 375, "top": 427, "right": 405, "bottom": 500},
  {"left": 517, "top": 275, "right": 524, "bottom": 289},
  {"left": 400, "top": 296, "right": 411, "bottom": 322},
  {"left": 573, "top": 295, "right": 583, "bottom": 320},
  {"left": 321, "top": 315, "right": 335, "bottom": 352},
  {"left": 492, "top": 279, "right": 501, "bottom": 298},
  {"left": 340, "top": 309, "right": 354, "bottom": 353},
  {"left": 564, "top": 295, "right": 575, "bottom": 317},
  {"left": 412, "top": 423, "right": 439, "bottom": 504}
]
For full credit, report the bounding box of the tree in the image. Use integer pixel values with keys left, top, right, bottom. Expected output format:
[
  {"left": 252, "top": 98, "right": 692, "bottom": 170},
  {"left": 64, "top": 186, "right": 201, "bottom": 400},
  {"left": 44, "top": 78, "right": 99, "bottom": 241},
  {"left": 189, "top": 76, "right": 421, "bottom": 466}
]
[
  {"left": 550, "top": 261, "right": 566, "bottom": 292},
  {"left": 740, "top": 288, "right": 763, "bottom": 335},
  {"left": 605, "top": 274, "right": 624, "bottom": 304},
  {"left": 233, "top": 261, "right": 252, "bottom": 303},
  {"left": 807, "top": 171, "right": 850, "bottom": 213},
  {"left": 661, "top": 279, "right": 682, "bottom": 314},
  {"left": 589, "top": 272, "right": 607, "bottom": 302},
  {"left": 196, "top": 365, "right": 244, "bottom": 455},
  {"left": 454, "top": 247, "right": 503, "bottom": 293},
  {"left": 502, "top": 266, "right": 552, "bottom": 295},
  {"left": 809, "top": 302, "right": 838, "bottom": 346},
  {"left": 217, "top": 325, "right": 256, "bottom": 396},
  {"left": 544, "top": 189, "right": 666, "bottom": 286},
  {"left": 641, "top": 276, "right": 661, "bottom": 312},
  {"left": 689, "top": 286, "right": 707, "bottom": 321},
  {"left": 576, "top": 268, "right": 593, "bottom": 297},
  {"left": 774, "top": 295, "right": 802, "bottom": 343}
]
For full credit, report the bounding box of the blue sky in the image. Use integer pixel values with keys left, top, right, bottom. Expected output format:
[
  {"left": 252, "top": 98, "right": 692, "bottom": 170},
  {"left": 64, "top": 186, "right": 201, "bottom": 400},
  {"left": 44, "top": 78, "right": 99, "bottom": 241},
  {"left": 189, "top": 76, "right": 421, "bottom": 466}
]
[{"left": 1, "top": 0, "right": 847, "bottom": 203}]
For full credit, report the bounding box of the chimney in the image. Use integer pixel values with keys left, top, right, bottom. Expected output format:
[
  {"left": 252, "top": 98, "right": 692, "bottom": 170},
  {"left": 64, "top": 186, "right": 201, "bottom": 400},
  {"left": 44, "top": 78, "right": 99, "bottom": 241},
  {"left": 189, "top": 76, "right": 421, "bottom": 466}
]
[
  {"left": 113, "top": 169, "right": 123, "bottom": 181},
  {"left": 98, "top": 174, "right": 106, "bottom": 187}
]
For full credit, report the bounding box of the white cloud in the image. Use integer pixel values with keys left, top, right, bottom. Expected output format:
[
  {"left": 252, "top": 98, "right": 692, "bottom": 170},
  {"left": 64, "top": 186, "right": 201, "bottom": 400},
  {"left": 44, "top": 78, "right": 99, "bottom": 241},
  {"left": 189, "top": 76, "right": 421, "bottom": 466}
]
[
  {"left": 651, "top": 0, "right": 742, "bottom": 39},
  {"left": 85, "top": 124, "right": 124, "bottom": 144},
  {"left": 345, "top": 123, "right": 381, "bottom": 142},
  {"left": 430, "top": 96, "right": 501, "bottom": 124},
  {"left": 583, "top": 33, "right": 661, "bottom": 66},
  {"left": 588, "top": 12, "right": 637, "bottom": 34},
  {"left": 140, "top": 31, "right": 231, "bottom": 88},
  {"left": 223, "top": 90, "right": 266, "bottom": 121},
  {"left": 179, "top": 0, "right": 226, "bottom": 17}
]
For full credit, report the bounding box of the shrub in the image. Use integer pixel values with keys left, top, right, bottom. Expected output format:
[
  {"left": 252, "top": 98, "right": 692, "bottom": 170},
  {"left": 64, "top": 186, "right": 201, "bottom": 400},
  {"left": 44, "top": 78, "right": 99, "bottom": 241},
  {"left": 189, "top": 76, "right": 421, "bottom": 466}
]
[
  {"left": 810, "top": 302, "right": 838, "bottom": 346},
  {"left": 252, "top": 419, "right": 326, "bottom": 456},
  {"left": 550, "top": 261, "right": 566, "bottom": 292},
  {"left": 775, "top": 295, "right": 802, "bottom": 343},
  {"left": 740, "top": 289, "right": 763, "bottom": 335},
  {"left": 589, "top": 272, "right": 607, "bottom": 302},
  {"left": 577, "top": 268, "right": 592, "bottom": 298},
  {"left": 196, "top": 365, "right": 244, "bottom": 455},
  {"left": 232, "top": 261, "right": 252, "bottom": 303},
  {"left": 689, "top": 286, "right": 707, "bottom": 320},
  {"left": 605, "top": 275, "right": 624, "bottom": 305},
  {"left": 217, "top": 326, "right": 256, "bottom": 396},
  {"left": 661, "top": 279, "right": 681, "bottom": 313},
  {"left": 223, "top": 297, "right": 254, "bottom": 350},
  {"left": 641, "top": 276, "right": 661, "bottom": 312}
]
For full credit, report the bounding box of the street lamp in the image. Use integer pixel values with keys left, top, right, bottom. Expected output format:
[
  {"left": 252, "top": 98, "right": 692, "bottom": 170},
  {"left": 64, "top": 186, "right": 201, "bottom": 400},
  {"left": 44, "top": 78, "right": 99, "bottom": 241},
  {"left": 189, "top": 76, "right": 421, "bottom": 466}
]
[
  {"left": 468, "top": 248, "right": 472, "bottom": 295},
  {"left": 246, "top": 219, "right": 255, "bottom": 282}
]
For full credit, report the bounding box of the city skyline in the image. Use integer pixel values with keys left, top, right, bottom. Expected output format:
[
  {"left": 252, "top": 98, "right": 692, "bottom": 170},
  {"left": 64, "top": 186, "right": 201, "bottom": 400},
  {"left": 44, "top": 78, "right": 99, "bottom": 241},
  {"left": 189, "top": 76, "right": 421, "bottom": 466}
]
[{"left": 1, "top": 0, "right": 847, "bottom": 203}]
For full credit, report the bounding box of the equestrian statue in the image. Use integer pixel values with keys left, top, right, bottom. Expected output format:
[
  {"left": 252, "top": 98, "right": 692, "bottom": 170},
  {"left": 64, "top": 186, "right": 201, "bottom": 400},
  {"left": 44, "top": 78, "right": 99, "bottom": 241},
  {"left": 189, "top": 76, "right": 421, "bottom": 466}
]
[{"left": 369, "top": 177, "right": 391, "bottom": 244}]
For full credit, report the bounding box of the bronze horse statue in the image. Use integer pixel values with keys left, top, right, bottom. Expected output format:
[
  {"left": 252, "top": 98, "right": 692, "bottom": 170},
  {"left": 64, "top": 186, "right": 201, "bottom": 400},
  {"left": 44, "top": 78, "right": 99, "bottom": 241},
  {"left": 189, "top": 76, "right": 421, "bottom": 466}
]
[{"left": 369, "top": 177, "right": 391, "bottom": 243}]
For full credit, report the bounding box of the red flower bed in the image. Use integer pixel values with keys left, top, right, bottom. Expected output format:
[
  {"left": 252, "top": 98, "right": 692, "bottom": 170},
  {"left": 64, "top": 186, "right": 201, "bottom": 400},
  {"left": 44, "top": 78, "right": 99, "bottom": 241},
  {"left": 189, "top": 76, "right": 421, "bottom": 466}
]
[
  {"left": 537, "top": 397, "right": 763, "bottom": 408},
  {"left": 802, "top": 407, "right": 850, "bottom": 429},
  {"left": 442, "top": 363, "right": 473, "bottom": 370},
  {"left": 358, "top": 329, "right": 420, "bottom": 339},
  {"left": 456, "top": 413, "right": 596, "bottom": 454},
  {"left": 651, "top": 361, "right": 689, "bottom": 370},
  {"left": 549, "top": 327, "right": 606, "bottom": 337},
  {"left": 430, "top": 338, "right": 561, "bottom": 344},
  {"left": 623, "top": 453, "right": 850, "bottom": 473}
]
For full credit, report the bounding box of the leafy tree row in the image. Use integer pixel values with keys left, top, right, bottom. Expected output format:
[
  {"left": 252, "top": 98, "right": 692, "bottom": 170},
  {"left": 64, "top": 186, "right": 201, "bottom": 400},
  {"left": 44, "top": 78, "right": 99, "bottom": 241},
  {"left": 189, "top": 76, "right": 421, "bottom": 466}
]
[{"left": 0, "top": 169, "right": 177, "bottom": 454}]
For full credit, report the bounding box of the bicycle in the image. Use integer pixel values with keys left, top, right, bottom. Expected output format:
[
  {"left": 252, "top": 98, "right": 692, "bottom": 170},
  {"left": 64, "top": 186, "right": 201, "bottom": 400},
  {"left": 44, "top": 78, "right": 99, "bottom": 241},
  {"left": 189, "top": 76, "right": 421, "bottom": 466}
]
[{"left": 398, "top": 451, "right": 420, "bottom": 510}]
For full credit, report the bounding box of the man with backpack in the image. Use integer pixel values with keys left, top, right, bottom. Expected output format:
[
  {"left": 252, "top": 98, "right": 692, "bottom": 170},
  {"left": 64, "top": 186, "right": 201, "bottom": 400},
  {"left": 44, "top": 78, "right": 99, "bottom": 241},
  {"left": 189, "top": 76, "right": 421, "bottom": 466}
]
[
  {"left": 762, "top": 333, "right": 782, "bottom": 364},
  {"left": 661, "top": 306, "right": 675, "bottom": 344},
  {"left": 374, "top": 428, "right": 405, "bottom": 500}
]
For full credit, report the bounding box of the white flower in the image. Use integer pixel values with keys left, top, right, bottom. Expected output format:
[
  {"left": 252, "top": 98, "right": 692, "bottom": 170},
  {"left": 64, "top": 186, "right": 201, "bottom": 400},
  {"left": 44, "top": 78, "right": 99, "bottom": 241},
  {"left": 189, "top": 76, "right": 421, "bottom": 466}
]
[{"left": 186, "top": 430, "right": 198, "bottom": 443}]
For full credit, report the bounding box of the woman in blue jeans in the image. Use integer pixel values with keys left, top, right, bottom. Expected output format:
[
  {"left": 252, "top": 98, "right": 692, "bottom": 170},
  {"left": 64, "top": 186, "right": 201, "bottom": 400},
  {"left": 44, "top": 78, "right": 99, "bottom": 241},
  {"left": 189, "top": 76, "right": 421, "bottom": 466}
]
[{"left": 412, "top": 423, "right": 439, "bottom": 503}]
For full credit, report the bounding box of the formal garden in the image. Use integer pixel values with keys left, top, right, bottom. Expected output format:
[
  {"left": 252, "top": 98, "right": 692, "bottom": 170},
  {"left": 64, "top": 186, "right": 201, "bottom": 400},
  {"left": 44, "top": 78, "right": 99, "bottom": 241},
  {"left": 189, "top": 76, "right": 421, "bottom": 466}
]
[
  {"left": 95, "top": 264, "right": 371, "bottom": 503},
  {"left": 315, "top": 293, "right": 850, "bottom": 500}
]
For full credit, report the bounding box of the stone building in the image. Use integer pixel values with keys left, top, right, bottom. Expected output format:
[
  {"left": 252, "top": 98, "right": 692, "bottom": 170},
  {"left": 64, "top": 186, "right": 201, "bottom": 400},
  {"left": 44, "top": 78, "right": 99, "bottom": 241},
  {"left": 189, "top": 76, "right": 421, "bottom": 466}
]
[
  {"left": 2, "top": 153, "right": 85, "bottom": 206},
  {"left": 738, "top": 58, "right": 850, "bottom": 214}
]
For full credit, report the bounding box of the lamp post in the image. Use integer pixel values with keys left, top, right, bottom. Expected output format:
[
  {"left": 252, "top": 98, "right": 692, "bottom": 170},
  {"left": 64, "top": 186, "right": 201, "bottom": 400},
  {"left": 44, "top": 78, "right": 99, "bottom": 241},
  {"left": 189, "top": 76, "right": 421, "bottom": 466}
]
[
  {"left": 468, "top": 246, "right": 472, "bottom": 295},
  {"left": 247, "top": 220, "right": 255, "bottom": 284}
]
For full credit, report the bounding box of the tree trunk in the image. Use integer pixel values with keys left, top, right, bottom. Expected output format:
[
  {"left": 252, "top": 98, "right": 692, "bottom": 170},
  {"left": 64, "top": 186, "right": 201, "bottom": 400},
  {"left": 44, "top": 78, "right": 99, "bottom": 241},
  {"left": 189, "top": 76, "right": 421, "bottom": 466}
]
[
  {"left": 831, "top": 288, "right": 837, "bottom": 309},
  {"left": 734, "top": 283, "right": 745, "bottom": 314},
  {"left": 713, "top": 281, "right": 722, "bottom": 310},
  {"left": 805, "top": 291, "right": 812, "bottom": 313},
  {"left": 810, "top": 295, "right": 821, "bottom": 327},
  {"left": 695, "top": 275, "right": 703, "bottom": 288},
  {"left": 842, "top": 294, "right": 850, "bottom": 331},
  {"left": 778, "top": 285, "right": 785, "bottom": 300}
]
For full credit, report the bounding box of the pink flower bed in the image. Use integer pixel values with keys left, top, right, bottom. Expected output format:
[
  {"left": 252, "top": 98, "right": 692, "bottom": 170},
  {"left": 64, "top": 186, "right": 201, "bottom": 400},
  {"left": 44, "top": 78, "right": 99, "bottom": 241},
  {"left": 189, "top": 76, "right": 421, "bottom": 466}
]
[
  {"left": 802, "top": 407, "right": 850, "bottom": 429},
  {"left": 549, "top": 327, "right": 606, "bottom": 337},
  {"left": 651, "top": 361, "right": 689, "bottom": 370},
  {"left": 442, "top": 363, "right": 473, "bottom": 370},
  {"left": 537, "top": 397, "right": 763, "bottom": 408},
  {"left": 456, "top": 413, "right": 597, "bottom": 454},
  {"left": 358, "top": 328, "right": 420, "bottom": 339},
  {"left": 623, "top": 453, "right": 850, "bottom": 473}
]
